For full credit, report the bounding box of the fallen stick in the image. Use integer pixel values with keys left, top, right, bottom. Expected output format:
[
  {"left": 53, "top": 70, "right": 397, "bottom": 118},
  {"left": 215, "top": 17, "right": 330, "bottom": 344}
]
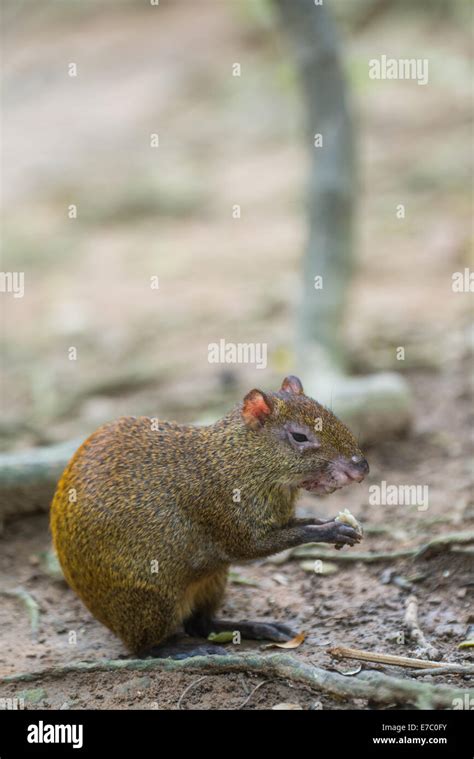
[
  {"left": 327, "top": 645, "right": 474, "bottom": 673},
  {"left": 0, "top": 653, "right": 472, "bottom": 709},
  {"left": 404, "top": 594, "right": 440, "bottom": 660}
]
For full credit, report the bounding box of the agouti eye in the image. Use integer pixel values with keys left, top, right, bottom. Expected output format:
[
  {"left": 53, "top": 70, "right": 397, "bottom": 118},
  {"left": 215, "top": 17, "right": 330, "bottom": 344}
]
[{"left": 291, "top": 432, "right": 308, "bottom": 443}]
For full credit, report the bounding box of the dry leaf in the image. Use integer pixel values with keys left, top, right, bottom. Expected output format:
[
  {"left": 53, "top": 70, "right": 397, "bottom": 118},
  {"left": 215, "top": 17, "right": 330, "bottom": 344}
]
[
  {"left": 272, "top": 703, "right": 303, "bottom": 710},
  {"left": 264, "top": 631, "right": 306, "bottom": 649}
]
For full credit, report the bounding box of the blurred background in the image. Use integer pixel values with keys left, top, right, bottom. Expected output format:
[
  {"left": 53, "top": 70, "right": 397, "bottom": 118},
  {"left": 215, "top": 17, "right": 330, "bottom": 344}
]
[{"left": 1, "top": 0, "right": 472, "bottom": 449}]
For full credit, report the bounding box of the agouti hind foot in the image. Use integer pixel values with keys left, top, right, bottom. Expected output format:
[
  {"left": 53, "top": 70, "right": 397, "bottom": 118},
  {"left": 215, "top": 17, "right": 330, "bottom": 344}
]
[
  {"left": 185, "top": 614, "right": 295, "bottom": 642},
  {"left": 139, "top": 639, "right": 229, "bottom": 660}
]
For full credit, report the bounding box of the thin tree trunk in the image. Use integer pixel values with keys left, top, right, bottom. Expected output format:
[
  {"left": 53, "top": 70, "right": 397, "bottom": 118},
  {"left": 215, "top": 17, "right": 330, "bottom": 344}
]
[{"left": 273, "top": 0, "right": 355, "bottom": 370}]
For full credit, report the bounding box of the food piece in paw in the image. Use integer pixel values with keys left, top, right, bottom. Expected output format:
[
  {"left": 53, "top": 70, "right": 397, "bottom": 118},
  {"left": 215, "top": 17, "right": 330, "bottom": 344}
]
[{"left": 335, "top": 508, "right": 363, "bottom": 538}]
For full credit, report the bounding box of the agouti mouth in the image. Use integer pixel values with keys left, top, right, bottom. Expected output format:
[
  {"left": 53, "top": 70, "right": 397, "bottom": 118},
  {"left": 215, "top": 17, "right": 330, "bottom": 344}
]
[
  {"left": 299, "top": 457, "right": 369, "bottom": 494},
  {"left": 299, "top": 473, "right": 357, "bottom": 495},
  {"left": 300, "top": 481, "right": 338, "bottom": 495}
]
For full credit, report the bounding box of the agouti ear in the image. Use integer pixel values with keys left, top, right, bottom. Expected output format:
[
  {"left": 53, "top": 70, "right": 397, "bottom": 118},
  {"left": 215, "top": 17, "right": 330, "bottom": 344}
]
[
  {"left": 242, "top": 389, "right": 273, "bottom": 429},
  {"left": 280, "top": 375, "right": 304, "bottom": 395}
]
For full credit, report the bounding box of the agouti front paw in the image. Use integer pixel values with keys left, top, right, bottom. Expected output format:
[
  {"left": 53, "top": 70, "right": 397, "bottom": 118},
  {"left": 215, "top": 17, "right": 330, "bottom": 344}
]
[{"left": 307, "top": 521, "right": 362, "bottom": 547}]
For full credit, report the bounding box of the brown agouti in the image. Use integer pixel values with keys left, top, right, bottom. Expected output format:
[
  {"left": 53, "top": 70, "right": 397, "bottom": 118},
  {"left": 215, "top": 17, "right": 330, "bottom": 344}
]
[{"left": 50, "top": 375, "right": 368, "bottom": 657}]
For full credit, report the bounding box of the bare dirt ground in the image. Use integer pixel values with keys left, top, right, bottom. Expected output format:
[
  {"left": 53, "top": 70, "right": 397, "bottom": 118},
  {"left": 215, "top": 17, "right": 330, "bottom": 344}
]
[{"left": 1, "top": 1, "right": 473, "bottom": 709}]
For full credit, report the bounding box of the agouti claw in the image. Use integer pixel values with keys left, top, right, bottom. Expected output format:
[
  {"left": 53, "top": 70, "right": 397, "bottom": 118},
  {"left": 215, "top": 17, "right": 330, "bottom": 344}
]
[{"left": 335, "top": 524, "right": 362, "bottom": 545}]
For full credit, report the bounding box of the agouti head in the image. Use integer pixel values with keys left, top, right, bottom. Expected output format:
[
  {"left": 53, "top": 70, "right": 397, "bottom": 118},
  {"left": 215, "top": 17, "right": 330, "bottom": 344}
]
[{"left": 241, "top": 375, "right": 369, "bottom": 495}]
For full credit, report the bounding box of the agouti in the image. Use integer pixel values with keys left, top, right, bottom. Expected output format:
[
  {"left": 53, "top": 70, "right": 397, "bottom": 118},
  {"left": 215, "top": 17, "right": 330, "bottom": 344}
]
[{"left": 50, "top": 376, "right": 369, "bottom": 657}]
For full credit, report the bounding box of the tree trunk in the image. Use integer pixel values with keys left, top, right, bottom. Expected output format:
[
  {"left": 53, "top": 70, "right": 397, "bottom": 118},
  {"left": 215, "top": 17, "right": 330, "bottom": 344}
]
[{"left": 273, "top": 0, "right": 355, "bottom": 370}]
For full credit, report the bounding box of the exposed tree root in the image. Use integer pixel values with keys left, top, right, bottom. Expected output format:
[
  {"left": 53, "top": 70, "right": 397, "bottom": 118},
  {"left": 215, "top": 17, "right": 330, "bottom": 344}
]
[
  {"left": 411, "top": 666, "right": 474, "bottom": 677},
  {"left": 274, "top": 530, "right": 474, "bottom": 564},
  {"left": 414, "top": 531, "right": 474, "bottom": 559},
  {"left": 1, "top": 653, "right": 473, "bottom": 709}
]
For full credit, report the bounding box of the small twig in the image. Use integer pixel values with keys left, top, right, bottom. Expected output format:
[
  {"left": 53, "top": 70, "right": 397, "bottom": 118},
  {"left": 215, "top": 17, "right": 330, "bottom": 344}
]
[
  {"left": 1, "top": 653, "right": 472, "bottom": 709},
  {"left": 327, "top": 646, "right": 474, "bottom": 673},
  {"left": 0, "top": 587, "right": 40, "bottom": 640},
  {"left": 238, "top": 680, "right": 267, "bottom": 709},
  {"left": 404, "top": 595, "right": 440, "bottom": 660},
  {"left": 177, "top": 676, "right": 208, "bottom": 710}
]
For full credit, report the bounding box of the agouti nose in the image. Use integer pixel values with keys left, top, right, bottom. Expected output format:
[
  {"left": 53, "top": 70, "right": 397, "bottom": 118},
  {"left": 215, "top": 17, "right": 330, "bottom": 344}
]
[{"left": 350, "top": 455, "right": 369, "bottom": 476}]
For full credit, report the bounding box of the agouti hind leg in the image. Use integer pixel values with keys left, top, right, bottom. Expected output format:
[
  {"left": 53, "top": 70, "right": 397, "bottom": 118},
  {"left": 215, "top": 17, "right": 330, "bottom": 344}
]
[
  {"left": 183, "top": 568, "right": 295, "bottom": 643},
  {"left": 138, "top": 570, "right": 231, "bottom": 659}
]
